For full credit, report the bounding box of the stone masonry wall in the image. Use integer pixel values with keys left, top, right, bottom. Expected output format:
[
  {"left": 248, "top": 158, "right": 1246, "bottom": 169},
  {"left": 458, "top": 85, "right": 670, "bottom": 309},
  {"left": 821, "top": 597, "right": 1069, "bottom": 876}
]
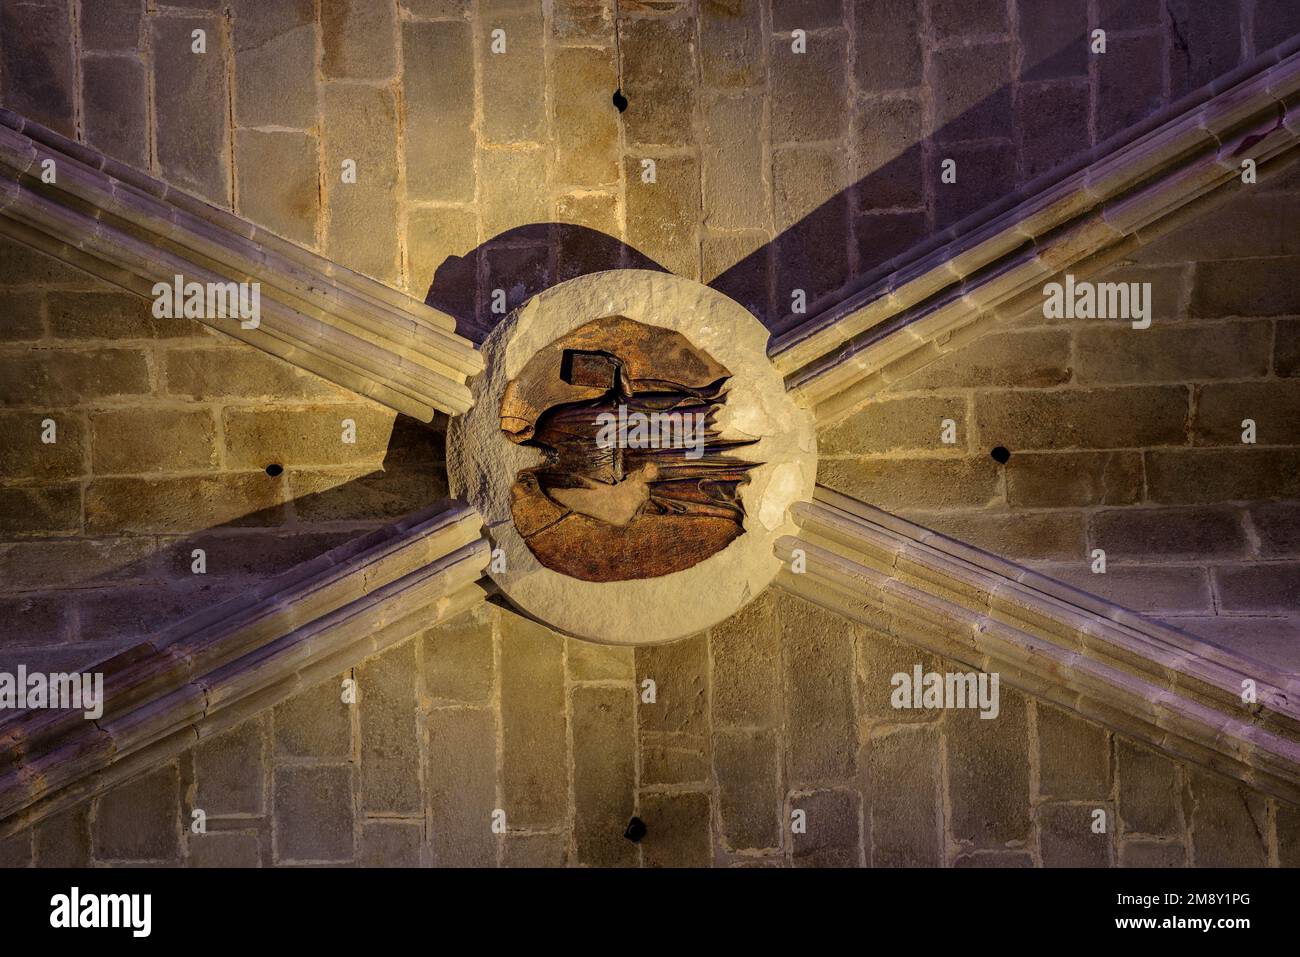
[
  {"left": 820, "top": 169, "right": 1300, "bottom": 676},
  {"left": 1, "top": 590, "right": 1297, "bottom": 868}
]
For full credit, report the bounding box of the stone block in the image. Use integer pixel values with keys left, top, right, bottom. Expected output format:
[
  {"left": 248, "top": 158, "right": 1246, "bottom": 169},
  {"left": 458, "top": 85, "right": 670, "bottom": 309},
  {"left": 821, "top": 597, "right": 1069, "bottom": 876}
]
[
  {"left": 1018, "top": 80, "right": 1091, "bottom": 181},
  {"left": 288, "top": 467, "right": 448, "bottom": 523},
  {"left": 427, "top": 707, "right": 498, "bottom": 866},
  {"left": 223, "top": 406, "right": 393, "bottom": 469},
  {"left": 1195, "top": 381, "right": 1300, "bottom": 446},
  {"left": 1090, "top": 506, "right": 1247, "bottom": 560},
  {"left": 358, "top": 642, "right": 422, "bottom": 814},
  {"left": 1116, "top": 739, "right": 1182, "bottom": 836},
  {"left": 1018, "top": 0, "right": 1086, "bottom": 80},
  {"left": 566, "top": 636, "right": 633, "bottom": 682},
  {"left": 550, "top": 45, "right": 619, "bottom": 187},
  {"left": 702, "top": 90, "right": 767, "bottom": 230},
  {"left": 1119, "top": 839, "right": 1186, "bottom": 867},
  {"left": 934, "top": 140, "right": 1018, "bottom": 228},
  {"left": 503, "top": 831, "right": 567, "bottom": 867},
  {"left": 1250, "top": 503, "right": 1300, "bottom": 557},
  {"left": 91, "top": 408, "right": 218, "bottom": 475},
  {"left": 1187, "top": 768, "right": 1268, "bottom": 867},
  {"left": 572, "top": 686, "right": 637, "bottom": 866},
  {"left": 189, "top": 831, "right": 261, "bottom": 868},
  {"left": 322, "top": 0, "right": 397, "bottom": 79},
  {"left": 791, "top": 788, "right": 860, "bottom": 867},
  {"left": 273, "top": 677, "right": 352, "bottom": 760},
  {"left": 235, "top": 130, "right": 319, "bottom": 246},
  {"left": 47, "top": 290, "right": 200, "bottom": 340},
  {"left": 93, "top": 764, "right": 181, "bottom": 862},
  {"left": 1037, "top": 703, "right": 1110, "bottom": 800},
  {"left": 479, "top": 147, "right": 550, "bottom": 238},
  {"left": 404, "top": 20, "right": 476, "bottom": 203},
  {"left": 34, "top": 803, "right": 90, "bottom": 867},
  {"left": 0, "top": 292, "right": 43, "bottom": 341},
  {"left": 1076, "top": 322, "right": 1272, "bottom": 386},
  {"left": 194, "top": 716, "right": 267, "bottom": 817},
  {"left": 273, "top": 765, "right": 355, "bottom": 863},
  {"left": 900, "top": 329, "right": 1072, "bottom": 391},
  {"left": 423, "top": 603, "right": 494, "bottom": 703},
  {"left": 858, "top": 629, "right": 943, "bottom": 723},
  {"left": 152, "top": 15, "right": 230, "bottom": 204},
  {"left": 0, "top": 0, "right": 75, "bottom": 135},
  {"left": 481, "top": 12, "right": 546, "bottom": 144},
  {"left": 640, "top": 791, "right": 712, "bottom": 867},
  {"left": 1166, "top": 0, "right": 1242, "bottom": 97},
  {"left": 945, "top": 687, "right": 1032, "bottom": 848},
  {"left": 1006, "top": 451, "right": 1143, "bottom": 508},
  {"left": 232, "top": 0, "right": 316, "bottom": 128},
  {"left": 770, "top": 29, "right": 849, "bottom": 143},
  {"left": 711, "top": 590, "right": 781, "bottom": 728},
  {"left": 1277, "top": 320, "right": 1300, "bottom": 377},
  {"left": 820, "top": 394, "right": 967, "bottom": 455},
  {"left": 88, "top": 473, "right": 288, "bottom": 534},
  {"left": 499, "top": 612, "right": 568, "bottom": 828},
  {"left": 782, "top": 595, "right": 859, "bottom": 785},
  {"left": 635, "top": 631, "right": 709, "bottom": 735},
  {"left": 0, "top": 411, "right": 85, "bottom": 482},
  {"left": 0, "top": 348, "right": 150, "bottom": 407},
  {"left": 851, "top": 95, "right": 924, "bottom": 211},
  {"left": 1214, "top": 564, "right": 1300, "bottom": 614},
  {"left": 1191, "top": 258, "right": 1300, "bottom": 318},
  {"left": 714, "top": 728, "right": 782, "bottom": 851},
  {"left": 82, "top": 56, "right": 149, "bottom": 168},
  {"left": 1096, "top": 33, "right": 1165, "bottom": 141},
  {"left": 921, "top": 510, "right": 1086, "bottom": 562},
  {"left": 163, "top": 345, "right": 339, "bottom": 400},
  {"left": 1039, "top": 802, "right": 1112, "bottom": 867},
  {"left": 932, "top": 41, "right": 1012, "bottom": 142},
  {"left": 865, "top": 724, "right": 942, "bottom": 866},
  {"left": 1145, "top": 449, "right": 1300, "bottom": 504},
  {"left": 816, "top": 456, "right": 1000, "bottom": 512},
  {"left": 973, "top": 386, "right": 1189, "bottom": 451},
  {"left": 852, "top": 0, "right": 922, "bottom": 93},
  {"left": 700, "top": 0, "right": 764, "bottom": 88},
  {"left": 81, "top": 0, "right": 143, "bottom": 51},
  {"left": 360, "top": 819, "right": 423, "bottom": 867},
  {"left": 322, "top": 83, "right": 401, "bottom": 282},
  {"left": 0, "top": 484, "right": 81, "bottom": 536},
  {"left": 624, "top": 153, "right": 701, "bottom": 278},
  {"left": 639, "top": 731, "right": 710, "bottom": 786}
]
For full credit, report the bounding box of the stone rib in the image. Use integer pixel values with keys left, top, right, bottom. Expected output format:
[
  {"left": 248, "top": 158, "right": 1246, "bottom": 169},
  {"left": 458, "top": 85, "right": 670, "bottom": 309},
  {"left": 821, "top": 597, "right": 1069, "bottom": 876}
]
[
  {"left": 775, "top": 487, "right": 1300, "bottom": 804},
  {"left": 774, "top": 38, "right": 1300, "bottom": 423},
  {"left": 0, "top": 110, "right": 483, "bottom": 420},
  {"left": 0, "top": 502, "right": 491, "bottom": 835}
]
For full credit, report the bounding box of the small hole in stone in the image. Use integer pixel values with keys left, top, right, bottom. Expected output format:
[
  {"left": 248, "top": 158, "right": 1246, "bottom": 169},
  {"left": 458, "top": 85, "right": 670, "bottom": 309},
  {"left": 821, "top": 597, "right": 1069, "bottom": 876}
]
[
  {"left": 990, "top": 446, "right": 1011, "bottom": 464},
  {"left": 265, "top": 463, "right": 284, "bottom": 477},
  {"left": 624, "top": 816, "right": 647, "bottom": 843},
  {"left": 612, "top": 89, "right": 628, "bottom": 112}
]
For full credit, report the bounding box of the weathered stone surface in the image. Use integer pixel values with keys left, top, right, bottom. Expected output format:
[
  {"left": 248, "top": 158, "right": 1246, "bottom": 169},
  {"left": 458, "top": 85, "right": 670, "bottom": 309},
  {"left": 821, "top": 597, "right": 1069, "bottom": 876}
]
[
  {"left": 427, "top": 707, "right": 497, "bottom": 866},
  {"left": 636, "top": 632, "right": 709, "bottom": 734},
  {"left": 0, "top": 410, "right": 85, "bottom": 482},
  {"left": 322, "top": 83, "right": 401, "bottom": 282},
  {"left": 0, "top": 0, "right": 75, "bottom": 135},
  {"left": 80, "top": 0, "right": 144, "bottom": 52},
  {"left": 974, "top": 387, "right": 1190, "bottom": 451},
  {"left": 423, "top": 604, "right": 494, "bottom": 703},
  {"left": 481, "top": 12, "right": 545, "bottom": 144},
  {"left": 1119, "top": 839, "right": 1186, "bottom": 867},
  {"left": 865, "top": 724, "right": 942, "bottom": 866},
  {"left": 1187, "top": 768, "right": 1268, "bottom": 867},
  {"left": 91, "top": 409, "right": 218, "bottom": 474},
  {"left": 1091, "top": 506, "right": 1247, "bottom": 560},
  {"left": 163, "top": 346, "right": 339, "bottom": 401},
  {"left": 189, "top": 831, "right": 261, "bottom": 868},
  {"left": 700, "top": 0, "right": 763, "bottom": 88},
  {"left": 1195, "top": 381, "right": 1300, "bottom": 446},
  {"left": 273, "top": 677, "right": 352, "bottom": 760},
  {"left": 624, "top": 155, "right": 701, "bottom": 278},
  {"left": 1018, "top": 80, "right": 1090, "bottom": 181},
  {"left": 1006, "top": 451, "right": 1142, "bottom": 508},
  {"left": 48, "top": 290, "right": 200, "bottom": 340},
  {"left": 321, "top": 0, "right": 396, "bottom": 78},
  {"left": 550, "top": 46, "right": 619, "bottom": 187},
  {"left": 404, "top": 20, "right": 475, "bottom": 203},
  {"left": 702, "top": 91, "right": 767, "bottom": 231},
  {"left": 1039, "top": 803, "right": 1112, "bottom": 867},
  {"left": 817, "top": 457, "right": 1000, "bottom": 511},
  {"left": 34, "top": 803, "right": 91, "bottom": 867},
  {"left": 1145, "top": 449, "right": 1300, "bottom": 504},
  {"left": 791, "top": 788, "right": 860, "bottom": 867},
  {"left": 1191, "top": 258, "right": 1300, "bottom": 318},
  {"left": 771, "top": 29, "right": 848, "bottom": 143},
  {"left": 0, "top": 830, "right": 31, "bottom": 867},
  {"left": 273, "top": 765, "right": 355, "bottom": 863},
  {"left": 0, "top": 291, "right": 43, "bottom": 341},
  {"left": 782, "top": 597, "right": 859, "bottom": 785},
  {"left": 0, "top": 484, "right": 80, "bottom": 536},
  {"left": 820, "top": 394, "right": 967, "bottom": 455},
  {"left": 235, "top": 130, "right": 320, "bottom": 246},
  {"left": 1037, "top": 704, "right": 1110, "bottom": 800},
  {"left": 223, "top": 406, "right": 393, "bottom": 469},
  {"left": 503, "top": 831, "right": 567, "bottom": 867},
  {"left": 714, "top": 728, "right": 781, "bottom": 851},
  {"left": 232, "top": 0, "right": 317, "bottom": 128},
  {"left": 87, "top": 474, "right": 287, "bottom": 534},
  {"left": 566, "top": 636, "right": 633, "bottom": 682},
  {"left": 82, "top": 56, "right": 149, "bottom": 168},
  {"left": 152, "top": 15, "right": 230, "bottom": 204},
  {"left": 360, "top": 820, "right": 422, "bottom": 867},
  {"left": 479, "top": 147, "right": 549, "bottom": 238},
  {"left": 932, "top": 41, "right": 1012, "bottom": 142},
  {"left": 946, "top": 688, "right": 1031, "bottom": 849},
  {"left": 711, "top": 590, "right": 781, "bottom": 728},
  {"left": 1214, "top": 564, "right": 1300, "bottom": 614},
  {"left": 1116, "top": 739, "right": 1182, "bottom": 836},
  {"left": 358, "top": 643, "right": 422, "bottom": 814},
  {"left": 1096, "top": 33, "right": 1164, "bottom": 140},
  {"left": 640, "top": 791, "right": 712, "bottom": 867},
  {"left": 639, "top": 731, "right": 710, "bottom": 786},
  {"left": 0, "top": 348, "right": 150, "bottom": 407},
  {"left": 851, "top": 0, "right": 921, "bottom": 92},
  {"left": 1076, "top": 322, "right": 1272, "bottom": 385},
  {"left": 1018, "top": 0, "right": 1085, "bottom": 80},
  {"left": 852, "top": 95, "right": 923, "bottom": 210},
  {"left": 194, "top": 716, "right": 267, "bottom": 817},
  {"left": 93, "top": 764, "right": 181, "bottom": 862},
  {"left": 499, "top": 613, "right": 568, "bottom": 828},
  {"left": 572, "top": 686, "right": 637, "bottom": 866}
]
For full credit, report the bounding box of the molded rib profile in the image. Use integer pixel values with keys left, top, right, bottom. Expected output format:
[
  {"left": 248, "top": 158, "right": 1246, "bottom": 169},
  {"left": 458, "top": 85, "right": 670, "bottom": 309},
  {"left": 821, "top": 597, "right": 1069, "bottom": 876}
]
[
  {"left": 773, "top": 37, "right": 1300, "bottom": 424},
  {"left": 0, "top": 502, "right": 491, "bottom": 836},
  {"left": 0, "top": 110, "right": 483, "bottom": 420},
  {"left": 775, "top": 487, "right": 1300, "bottom": 803}
]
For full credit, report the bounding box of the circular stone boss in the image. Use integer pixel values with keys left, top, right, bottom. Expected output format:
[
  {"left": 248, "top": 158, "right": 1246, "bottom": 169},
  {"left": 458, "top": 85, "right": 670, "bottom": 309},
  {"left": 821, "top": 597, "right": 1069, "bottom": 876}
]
[{"left": 448, "top": 270, "right": 818, "bottom": 645}]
